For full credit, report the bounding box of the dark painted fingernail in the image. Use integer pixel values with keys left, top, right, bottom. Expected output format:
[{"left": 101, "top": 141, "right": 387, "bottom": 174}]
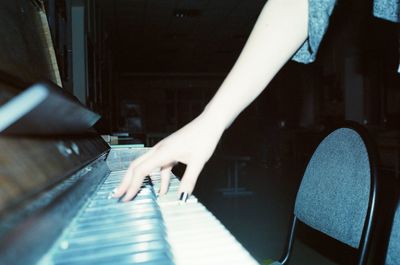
[{"left": 179, "top": 192, "right": 189, "bottom": 203}]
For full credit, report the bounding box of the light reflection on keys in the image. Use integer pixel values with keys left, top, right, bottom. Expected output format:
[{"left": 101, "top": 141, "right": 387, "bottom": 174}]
[
  {"left": 39, "top": 171, "right": 174, "bottom": 265},
  {"left": 149, "top": 171, "right": 259, "bottom": 265},
  {"left": 40, "top": 168, "right": 259, "bottom": 265}
]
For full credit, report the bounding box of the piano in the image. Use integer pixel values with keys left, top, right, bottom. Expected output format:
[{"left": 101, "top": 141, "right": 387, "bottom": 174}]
[
  {"left": 0, "top": 84, "right": 260, "bottom": 265},
  {"left": 0, "top": 1, "right": 259, "bottom": 264}
]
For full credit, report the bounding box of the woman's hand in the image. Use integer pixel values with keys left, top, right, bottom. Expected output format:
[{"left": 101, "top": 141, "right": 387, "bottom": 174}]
[{"left": 113, "top": 113, "right": 225, "bottom": 202}]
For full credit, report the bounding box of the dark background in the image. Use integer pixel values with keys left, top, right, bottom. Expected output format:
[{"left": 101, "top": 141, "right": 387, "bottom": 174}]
[
  {"left": 42, "top": 0, "right": 400, "bottom": 177},
  {"left": 0, "top": 0, "right": 399, "bottom": 263},
  {"left": 45, "top": 0, "right": 400, "bottom": 136}
]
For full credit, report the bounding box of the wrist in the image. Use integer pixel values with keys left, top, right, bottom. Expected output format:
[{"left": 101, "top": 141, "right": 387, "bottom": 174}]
[{"left": 199, "top": 103, "right": 234, "bottom": 132}]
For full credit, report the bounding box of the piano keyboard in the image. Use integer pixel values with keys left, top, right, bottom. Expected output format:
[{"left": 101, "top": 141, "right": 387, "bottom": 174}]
[{"left": 39, "top": 164, "right": 259, "bottom": 265}]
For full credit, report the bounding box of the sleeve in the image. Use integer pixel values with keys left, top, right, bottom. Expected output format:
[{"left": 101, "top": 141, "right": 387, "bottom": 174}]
[
  {"left": 373, "top": 0, "right": 400, "bottom": 23},
  {"left": 292, "top": 0, "right": 337, "bottom": 64}
]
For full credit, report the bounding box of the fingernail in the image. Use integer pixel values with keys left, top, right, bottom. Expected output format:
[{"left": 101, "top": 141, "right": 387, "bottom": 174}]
[{"left": 179, "top": 192, "right": 189, "bottom": 203}]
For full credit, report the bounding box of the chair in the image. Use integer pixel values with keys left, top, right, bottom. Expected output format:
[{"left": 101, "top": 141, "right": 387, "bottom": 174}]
[
  {"left": 385, "top": 196, "right": 400, "bottom": 265},
  {"left": 273, "top": 124, "right": 378, "bottom": 265}
]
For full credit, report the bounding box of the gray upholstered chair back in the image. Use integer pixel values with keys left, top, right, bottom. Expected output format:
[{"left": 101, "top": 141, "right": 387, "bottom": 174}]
[
  {"left": 386, "top": 202, "right": 400, "bottom": 265},
  {"left": 294, "top": 128, "right": 371, "bottom": 248}
]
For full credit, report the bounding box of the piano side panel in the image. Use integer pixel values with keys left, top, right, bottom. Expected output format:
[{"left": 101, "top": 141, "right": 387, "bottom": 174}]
[
  {"left": 0, "top": 156, "right": 110, "bottom": 265},
  {"left": 0, "top": 135, "right": 109, "bottom": 216}
]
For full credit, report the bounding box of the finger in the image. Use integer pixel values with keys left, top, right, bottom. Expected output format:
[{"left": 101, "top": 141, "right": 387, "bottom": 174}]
[
  {"left": 178, "top": 162, "right": 204, "bottom": 196},
  {"left": 113, "top": 171, "right": 133, "bottom": 198},
  {"left": 159, "top": 163, "right": 174, "bottom": 196},
  {"left": 120, "top": 148, "right": 176, "bottom": 201},
  {"left": 113, "top": 148, "right": 157, "bottom": 198},
  {"left": 122, "top": 168, "right": 149, "bottom": 202}
]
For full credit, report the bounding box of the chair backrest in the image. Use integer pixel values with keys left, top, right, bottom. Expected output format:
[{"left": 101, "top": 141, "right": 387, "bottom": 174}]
[
  {"left": 291, "top": 126, "right": 377, "bottom": 265},
  {"left": 386, "top": 200, "right": 400, "bottom": 265}
]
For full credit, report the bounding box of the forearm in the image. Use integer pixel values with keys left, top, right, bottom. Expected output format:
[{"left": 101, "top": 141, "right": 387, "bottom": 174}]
[{"left": 201, "top": 0, "right": 308, "bottom": 129}]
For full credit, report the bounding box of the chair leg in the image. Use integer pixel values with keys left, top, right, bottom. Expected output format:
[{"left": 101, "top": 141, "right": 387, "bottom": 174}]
[
  {"left": 279, "top": 215, "right": 298, "bottom": 265},
  {"left": 357, "top": 169, "right": 378, "bottom": 265}
]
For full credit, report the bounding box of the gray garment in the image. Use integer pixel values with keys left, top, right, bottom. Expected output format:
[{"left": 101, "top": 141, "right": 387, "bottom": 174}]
[
  {"left": 293, "top": 0, "right": 400, "bottom": 64},
  {"left": 292, "top": 0, "right": 337, "bottom": 64},
  {"left": 374, "top": 0, "right": 400, "bottom": 23}
]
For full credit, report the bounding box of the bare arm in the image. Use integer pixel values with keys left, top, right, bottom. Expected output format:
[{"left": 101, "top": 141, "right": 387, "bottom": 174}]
[
  {"left": 114, "top": 0, "right": 309, "bottom": 201},
  {"left": 202, "top": 0, "right": 308, "bottom": 128}
]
